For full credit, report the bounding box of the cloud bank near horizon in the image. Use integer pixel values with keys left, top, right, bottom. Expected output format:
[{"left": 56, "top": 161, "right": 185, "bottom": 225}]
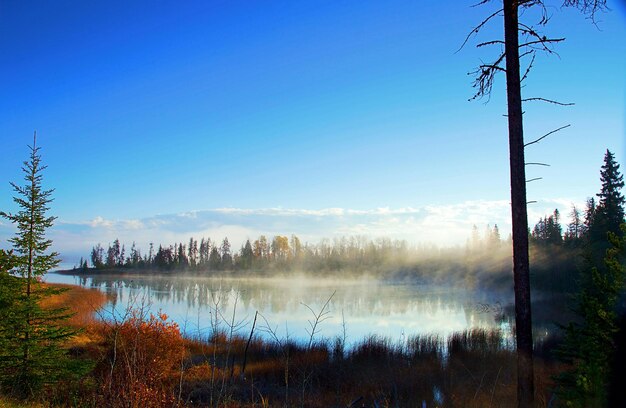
[{"left": 0, "top": 198, "right": 583, "bottom": 266}]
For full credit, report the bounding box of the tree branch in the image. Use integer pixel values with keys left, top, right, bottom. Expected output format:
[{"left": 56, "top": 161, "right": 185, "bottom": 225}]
[
  {"left": 519, "top": 38, "right": 566, "bottom": 49},
  {"left": 524, "top": 124, "right": 571, "bottom": 147},
  {"left": 477, "top": 40, "right": 506, "bottom": 48},
  {"left": 562, "top": 0, "right": 609, "bottom": 25},
  {"left": 520, "top": 52, "right": 536, "bottom": 83},
  {"left": 522, "top": 97, "right": 574, "bottom": 106},
  {"left": 469, "top": 52, "right": 506, "bottom": 100},
  {"left": 457, "top": 8, "right": 504, "bottom": 53}
]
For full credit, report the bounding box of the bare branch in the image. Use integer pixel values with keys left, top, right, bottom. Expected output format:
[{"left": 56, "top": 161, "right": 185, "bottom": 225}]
[
  {"left": 526, "top": 177, "right": 543, "bottom": 183},
  {"left": 456, "top": 8, "right": 504, "bottom": 53},
  {"left": 469, "top": 52, "right": 506, "bottom": 100},
  {"left": 519, "top": 38, "right": 566, "bottom": 49},
  {"left": 519, "top": 49, "right": 534, "bottom": 59},
  {"left": 522, "top": 97, "right": 574, "bottom": 106},
  {"left": 520, "top": 52, "right": 536, "bottom": 83},
  {"left": 470, "top": 0, "right": 492, "bottom": 7},
  {"left": 518, "top": 23, "right": 543, "bottom": 39},
  {"left": 524, "top": 124, "right": 571, "bottom": 147},
  {"left": 525, "top": 162, "right": 551, "bottom": 167},
  {"left": 477, "top": 40, "right": 506, "bottom": 48},
  {"left": 562, "top": 0, "right": 609, "bottom": 25}
]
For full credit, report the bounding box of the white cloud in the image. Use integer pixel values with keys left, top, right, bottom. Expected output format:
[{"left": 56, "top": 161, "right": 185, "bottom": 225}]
[
  {"left": 89, "top": 216, "right": 113, "bottom": 228},
  {"left": 44, "top": 198, "right": 584, "bottom": 265}
]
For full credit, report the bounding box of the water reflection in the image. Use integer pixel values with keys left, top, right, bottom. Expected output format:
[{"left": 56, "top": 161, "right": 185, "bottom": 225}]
[{"left": 47, "top": 273, "right": 510, "bottom": 344}]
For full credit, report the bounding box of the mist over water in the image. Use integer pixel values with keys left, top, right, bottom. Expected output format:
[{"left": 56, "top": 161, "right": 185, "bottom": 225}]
[{"left": 46, "top": 272, "right": 514, "bottom": 345}]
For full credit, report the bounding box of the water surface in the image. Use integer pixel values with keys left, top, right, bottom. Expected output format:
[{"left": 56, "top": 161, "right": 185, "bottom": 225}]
[{"left": 46, "top": 272, "right": 512, "bottom": 345}]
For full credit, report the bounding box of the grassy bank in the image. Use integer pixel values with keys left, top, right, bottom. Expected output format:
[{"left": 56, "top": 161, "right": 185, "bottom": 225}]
[{"left": 1, "top": 282, "right": 566, "bottom": 407}]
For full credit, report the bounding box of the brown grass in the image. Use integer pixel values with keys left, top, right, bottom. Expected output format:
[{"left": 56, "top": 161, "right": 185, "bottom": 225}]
[
  {"left": 39, "top": 283, "right": 110, "bottom": 347},
  {"left": 22, "top": 284, "right": 567, "bottom": 407}
]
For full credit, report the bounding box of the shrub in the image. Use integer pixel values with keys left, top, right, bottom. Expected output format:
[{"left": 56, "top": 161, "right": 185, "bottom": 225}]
[{"left": 95, "top": 311, "right": 185, "bottom": 408}]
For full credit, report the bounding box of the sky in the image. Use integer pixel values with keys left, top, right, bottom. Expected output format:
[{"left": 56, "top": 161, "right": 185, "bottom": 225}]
[{"left": 0, "top": 1, "right": 625, "bottom": 265}]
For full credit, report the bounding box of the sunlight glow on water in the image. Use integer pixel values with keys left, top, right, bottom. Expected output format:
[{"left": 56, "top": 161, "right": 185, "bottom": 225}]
[{"left": 46, "top": 272, "right": 510, "bottom": 345}]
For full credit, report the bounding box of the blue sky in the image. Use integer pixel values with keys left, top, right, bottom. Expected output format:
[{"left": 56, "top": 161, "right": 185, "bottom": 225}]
[{"left": 1, "top": 1, "right": 625, "bottom": 264}]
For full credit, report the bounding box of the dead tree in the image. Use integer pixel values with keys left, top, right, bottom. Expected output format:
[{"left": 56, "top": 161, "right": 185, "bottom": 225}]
[{"left": 462, "top": 1, "right": 607, "bottom": 407}]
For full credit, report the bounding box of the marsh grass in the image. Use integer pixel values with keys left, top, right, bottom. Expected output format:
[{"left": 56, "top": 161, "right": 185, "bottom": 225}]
[
  {"left": 173, "top": 329, "right": 562, "bottom": 407},
  {"left": 11, "top": 284, "right": 566, "bottom": 407}
]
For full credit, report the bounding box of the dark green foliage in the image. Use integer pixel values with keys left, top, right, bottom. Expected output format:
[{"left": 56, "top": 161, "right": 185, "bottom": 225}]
[
  {"left": 586, "top": 151, "right": 625, "bottom": 260},
  {"left": 209, "top": 245, "right": 221, "bottom": 270},
  {"left": 221, "top": 237, "right": 232, "bottom": 269},
  {"left": 90, "top": 243, "right": 104, "bottom": 268},
  {"left": 531, "top": 209, "right": 563, "bottom": 246},
  {"left": 564, "top": 205, "right": 584, "bottom": 248},
  {"left": 0, "top": 137, "right": 82, "bottom": 398},
  {"left": 554, "top": 226, "right": 625, "bottom": 407},
  {"left": 594, "top": 150, "right": 625, "bottom": 237},
  {"left": 0, "top": 249, "right": 16, "bottom": 273},
  {"left": 553, "top": 152, "right": 625, "bottom": 406}
]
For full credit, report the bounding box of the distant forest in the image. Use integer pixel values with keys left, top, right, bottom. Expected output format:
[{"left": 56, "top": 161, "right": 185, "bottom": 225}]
[
  {"left": 75, "top": 150, "right": 622, "bottom": 295},
  {"left": 74, "top": 206, "right": 587, "bottom": 292}
]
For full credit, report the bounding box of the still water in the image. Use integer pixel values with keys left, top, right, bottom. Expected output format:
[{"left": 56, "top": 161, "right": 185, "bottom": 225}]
[{"left": 46, "top": 272, "right": 512, "bottom": 345}]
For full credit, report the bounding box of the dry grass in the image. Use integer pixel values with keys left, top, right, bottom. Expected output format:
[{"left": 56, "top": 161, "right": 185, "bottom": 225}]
[
  {"left": 12, "top": 284, "right": 567, "bottom": 407},
  {"left": 39, "top": 283, "right": 110, "bottom": 347}
]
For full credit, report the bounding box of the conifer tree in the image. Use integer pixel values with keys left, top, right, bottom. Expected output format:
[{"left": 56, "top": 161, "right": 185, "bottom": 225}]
[
  {"left": 555, "top": 151, "right": 626, "bottom": 406},
  {"left": 91, "top": 243, "right": 104, "bottom": 269},
  {"left": 585, "top": 151, "right": 625, "bottom": 270},
  {"left": 0, "top": 135, "right": 81, "bottom": 398},
  {"left": 556, "top": 226, "right": 625, "bottom": 407},
  {"left": 591, "top": 150, "right": 625, "bottom": 240},
  {"left": 221, "top": 237, "right": 232, "bottom": 269},
  {"left": 0, "top": 249, "right": 15, "bottom": 273}
]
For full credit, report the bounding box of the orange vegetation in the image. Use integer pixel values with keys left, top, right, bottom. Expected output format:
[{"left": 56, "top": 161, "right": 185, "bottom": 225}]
[
  {"left": 34, "top": 283, "right": 565, "bottom": 407},
  {"left": 39, "top": 283, "right": 109, "bottom": 347},
  {"left": 92, "top": 312, "right": 185, "bottom": 408}
]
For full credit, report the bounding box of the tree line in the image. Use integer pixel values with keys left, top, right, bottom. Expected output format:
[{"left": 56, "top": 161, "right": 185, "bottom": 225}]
[{"left": 86, "top": 234, "right": 421, "bottom": 274}]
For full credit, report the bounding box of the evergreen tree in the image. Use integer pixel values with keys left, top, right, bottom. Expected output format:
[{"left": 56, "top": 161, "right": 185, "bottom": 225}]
[
  {"left": 531, "top": 209, "right": 562, "bottom": 246},
  {"left": 188, "top": 237, "right": 198, "bottom": 268},
  {"left": 591, "top": 150, "right": 625, "bottom": 240},
  {"left": 555, "top": 226, "right": 625, "bottom": 407},
  {"left": 118, "top": 243, "right": 125, "bottom": 267},
  {"left": 128, "top": 242, "right": 141, "bottom": 267},
  {"left": 106, "top": 239, "right": 120, "bottom": 268},
  {"left": 208, "top": 246, "right": 221, "bottom": 270},
  {"left": 240, "top": 239, "right": 254, "bottom": 269},
  {"left": 565, "top": 205, "right": 583, "bottom": 246},
  {"left": 176, "top": 243, "right": 188, "bottom": 268},
  {"left": 221, "top": 237, "right": 232, "bottom": 269},
  {"left": 148, "top": 242, "right": 154, "bottom": 265},
  {"left": 0, "top": 249, "right": 16, "bottom": 273},
  {"left": 90, "top": 243, "right": 104, "bottom": 269},
  {"left": 199, "top": 238, "right": 211, "bottom": 268},
  {"left": 154, "top": 245, "right": 174, "bottom": 269},
  {"left": 0, "top": 136, "right": 81, "bottom": 397},
  {"left": 555, "top": 151, "right": 626, "bottom": 406},
  {"left": 490, "top": 224, "right": 501, "bottom": 248},
  {"left": 585, "top": 152, "right": 625, "bottom": 270}
]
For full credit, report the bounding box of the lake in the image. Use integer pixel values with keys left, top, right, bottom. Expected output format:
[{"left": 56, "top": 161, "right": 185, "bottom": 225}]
[{"left": 46, "top": 272, "right": 515, "bottom": 346}]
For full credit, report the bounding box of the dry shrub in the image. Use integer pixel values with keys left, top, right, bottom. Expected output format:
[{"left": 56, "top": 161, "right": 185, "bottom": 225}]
[
  {"left": 95, "top": 311, "right": 185, "bottom": 408},
  {"left": 39, "top": 283, "right": 107, "bottom": 322}
]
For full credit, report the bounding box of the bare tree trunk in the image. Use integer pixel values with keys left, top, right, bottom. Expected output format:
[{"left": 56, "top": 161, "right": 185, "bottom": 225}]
[{"left": 503, "top": 1, "right": 534, "bottom": 407}]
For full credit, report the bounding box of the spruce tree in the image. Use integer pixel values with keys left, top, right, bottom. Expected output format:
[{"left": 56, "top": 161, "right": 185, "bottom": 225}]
[
  {"left": 593, "top": 150, "right": 625, "bottom": 239},
  {"left": 0, "top": 135, "right": 80, "bottom": 398},
  {"left": 586, "top": 150, "right": 626, "bottom": 270},
  {"left": 555, "top": 151, "right": 626, "bottom": 407},
  {"left": 555, "top": 226, "right": 625, "bottom": 407}
]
